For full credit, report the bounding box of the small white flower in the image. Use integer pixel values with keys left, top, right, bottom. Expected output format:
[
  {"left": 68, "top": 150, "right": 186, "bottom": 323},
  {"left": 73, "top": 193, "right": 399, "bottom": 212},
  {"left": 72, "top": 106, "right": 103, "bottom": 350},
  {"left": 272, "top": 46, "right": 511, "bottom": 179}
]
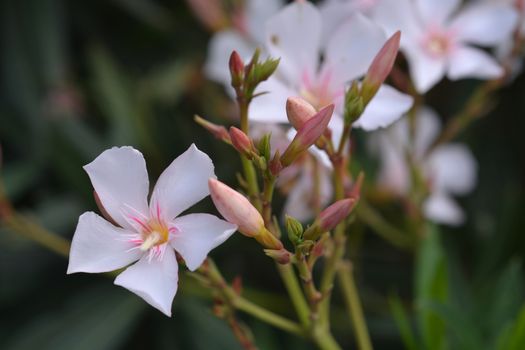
[
  {"left": 249, "top": 1, "right": 413, "bottom": 136},
  {"left": 373, "top": 107, "right": 477, "bottom": 225},
  {"left": 373, "top": 0, "right": 519, "bottom": 92},
  {"left": 67, "top": 144, "right": 237, "bottom": 316}
]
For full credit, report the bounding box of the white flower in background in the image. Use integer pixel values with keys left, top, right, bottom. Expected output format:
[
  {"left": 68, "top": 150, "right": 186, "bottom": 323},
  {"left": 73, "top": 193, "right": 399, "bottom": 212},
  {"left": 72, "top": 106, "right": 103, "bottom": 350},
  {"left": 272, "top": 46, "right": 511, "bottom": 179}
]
[
  {"left": 67, "top": 145, "right": 237, "bottom": 316},
  {"left": 204, "top": 0, "right": 284, "bottom": 87},
  {"left": 373, "top": 0, "right": 519, "bottom": 93},
  {"left": 250, "top": 1, "right": 413, "bottom": 137},
  {"left": 374, "top": 108, "right": 477, "bottom": 225}
]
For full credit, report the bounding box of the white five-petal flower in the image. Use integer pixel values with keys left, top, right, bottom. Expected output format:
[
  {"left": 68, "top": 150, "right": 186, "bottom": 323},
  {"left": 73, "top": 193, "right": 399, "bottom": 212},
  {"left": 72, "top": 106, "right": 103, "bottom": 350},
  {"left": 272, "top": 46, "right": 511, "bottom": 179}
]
[
  {"left": 373, "top": 0, "right": 519, "bottom": 93},
  {"left": 373, "top": 107, "right": 477, "bottom": 225},
  {"left": 249, "top": 1, "right": 413, "bottom": 136},
  {"left": 67, "top": 144, "right": 237, "bottom": 316}
]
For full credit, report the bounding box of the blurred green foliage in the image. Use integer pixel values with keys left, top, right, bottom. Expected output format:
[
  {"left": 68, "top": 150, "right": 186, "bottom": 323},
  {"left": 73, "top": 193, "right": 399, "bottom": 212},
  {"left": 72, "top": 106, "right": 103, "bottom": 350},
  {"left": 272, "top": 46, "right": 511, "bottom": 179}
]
[{"left": 1, "top": 0, "right": 525, "bottom": 349}]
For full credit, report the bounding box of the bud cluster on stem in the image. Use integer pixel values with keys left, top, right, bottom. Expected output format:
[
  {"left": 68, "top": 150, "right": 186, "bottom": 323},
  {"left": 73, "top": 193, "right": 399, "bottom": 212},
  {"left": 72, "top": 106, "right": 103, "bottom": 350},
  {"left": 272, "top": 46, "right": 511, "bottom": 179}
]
[{"left": 303, "top": 198, "right": 356, "bottom": 241}]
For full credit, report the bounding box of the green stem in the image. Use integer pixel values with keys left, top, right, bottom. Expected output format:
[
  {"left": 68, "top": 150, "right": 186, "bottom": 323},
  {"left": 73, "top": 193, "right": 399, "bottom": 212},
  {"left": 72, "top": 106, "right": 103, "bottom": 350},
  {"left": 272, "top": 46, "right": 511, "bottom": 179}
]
[
  {"left": 276, "top": 263, "right": 311, "bottom": 328},
  {"left": 312, "top": 327, "right": 343, "bottom": 350},
  {"left": 262, "top": 176, "right": 275, "bottom": 226},
  {"left": 338, "top": 261, "right": 373, "bottom": 350},
  {"left": 356, "top": 200, "right": 412, "bottom": 249},
  {"left": 235, "top": 297, "right": 305, "bottom": 337}
]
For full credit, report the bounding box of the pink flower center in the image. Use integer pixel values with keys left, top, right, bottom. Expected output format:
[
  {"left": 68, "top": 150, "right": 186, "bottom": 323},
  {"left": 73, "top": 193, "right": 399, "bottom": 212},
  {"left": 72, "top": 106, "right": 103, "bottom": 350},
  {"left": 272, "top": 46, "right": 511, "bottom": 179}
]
[
  {"left": 299, "top": 68, "right": 343, "bottom": 110},
  {"left": 421, "top": 26, "right": 455, "bottom": 58}
]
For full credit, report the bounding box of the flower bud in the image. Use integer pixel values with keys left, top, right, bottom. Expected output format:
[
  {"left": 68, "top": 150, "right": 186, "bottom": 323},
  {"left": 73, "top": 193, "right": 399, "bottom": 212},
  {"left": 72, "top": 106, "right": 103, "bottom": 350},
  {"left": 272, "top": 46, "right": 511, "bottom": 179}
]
[
  {"left": 264, "top": 249, "right": 291, "bottom": 264},
  {"left": 229, "top": 51, "right": 244, "bottom": 89},
  {"left": 286, "top": 97, "right": 317, "bottom": 129},
  {"left": 229, "top": 127, "right": 255, "bottom": 158},
  {"left": 269, "top": 150, "right": 282, "bottom": 176},
  {"left": 208, "top": 179, "right": 283, "bottom": 249},
  {"left": 303, "top": 198, "right": 356, "bottom": 240},
  {"left": 281, "top": 104, "right": 334, "bottom": 166},
  {"left": 361, "top": 31, "right": 401, "bottom": 104},
  {"left": 194, "top": 115, "right": 231, "bottom": 143},
  {"left": 285, "top": 215, "right": 303, "bottom": 245}
]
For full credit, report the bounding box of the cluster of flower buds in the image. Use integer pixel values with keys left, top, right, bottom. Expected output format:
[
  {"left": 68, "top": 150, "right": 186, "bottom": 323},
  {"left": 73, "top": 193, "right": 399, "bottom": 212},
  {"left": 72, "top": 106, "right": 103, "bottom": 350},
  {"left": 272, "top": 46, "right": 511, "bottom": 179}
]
[
  {"left": 229, "top": 50, "right": 280, "bottom": 101},
  {"left": 208, "top": 178, "right": 283, "bottom": 250},
  {"left": 303, "top": 198, "right": 357, "bottom": 241}
]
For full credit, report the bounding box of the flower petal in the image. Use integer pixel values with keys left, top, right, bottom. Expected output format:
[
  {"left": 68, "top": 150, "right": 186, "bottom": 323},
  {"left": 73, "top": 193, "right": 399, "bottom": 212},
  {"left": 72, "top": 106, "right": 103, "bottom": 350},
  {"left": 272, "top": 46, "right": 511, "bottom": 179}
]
[
  {"left": 150, "top": 144, "right": 215, "bottom": 221},
  {"left": 447, "top": 46, "right": 504, "bottom": 81},
  {"left": 84, "top": 147, "right": 150, "bottom": 231},
  {"left": 372, "top": 0, "right": 421, "bottom": 40},
  {"left": 423, "top": 192, "right": 465, "bottom": 226},
  {"left": 246, "top": 0, "right": 284, "bottom": 43},
  {"left": 353, "top": 84, "right": 413, "bottom": 131},
  {"left": 204, "top": 30, "right": 256, "bottom": 88},
  {"left": 249, "top": 77, "right": 296, "bottom": 123},
  {"left": 374, "top": 131, "right": 410, "bottom": 195},
  {"left": 67, "top": 212, "right": 142, "bottom": 274},
  {"left": 413, "top": 107, "right": 442, "bottom": 158},
  {"left": 426, "top": 144, "right": 477, "bottom": 195},
  {"left": 170, "top": 214, "right": 237, "bottom": 271},
  {"left": 324, "top": 13, "right": 387, "bottom": 87},
  {"left": 450, "top": 3, "right": 519, "bottom": 47},
  {"left": 265, "top": 1, "right": 321, "bottom": 83},
  {"left": 416, "top": 0, "right": 460, "bottom": 26},
  {"left": 320, "top": 0, "right": 363, "bottom": 45},
  {"left": 404, "top": 45, "right": 447, "bottom": 93},
  {"left": 114, "top": 247, "right": 178, "bottom": 316}
]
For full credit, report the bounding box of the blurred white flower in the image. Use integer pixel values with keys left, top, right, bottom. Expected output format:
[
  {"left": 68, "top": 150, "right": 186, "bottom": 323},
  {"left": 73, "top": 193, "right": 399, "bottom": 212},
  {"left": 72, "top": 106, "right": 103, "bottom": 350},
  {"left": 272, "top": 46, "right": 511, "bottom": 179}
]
[
  {"left": 67, "top": 145, "right": 237, "bottom": 316},
  {"left": 249, "top": 1, "right": 413, "bottom": 135},
  {"left": 373, "top": 107, "right": 477, "bottom": 225},
  {"left": 373, "top": 0, "right": 519, "bottom": 92},
  {"left": 204, "top": 0, "right": 284, "bottom": 88}
]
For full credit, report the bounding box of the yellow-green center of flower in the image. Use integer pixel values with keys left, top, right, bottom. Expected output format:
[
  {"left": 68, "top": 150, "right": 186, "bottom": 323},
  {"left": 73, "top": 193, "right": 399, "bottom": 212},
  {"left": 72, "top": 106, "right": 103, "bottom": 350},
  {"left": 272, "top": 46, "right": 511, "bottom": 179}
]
[{"left": 140, "top": 220, "right": 169, "bottom": 251}]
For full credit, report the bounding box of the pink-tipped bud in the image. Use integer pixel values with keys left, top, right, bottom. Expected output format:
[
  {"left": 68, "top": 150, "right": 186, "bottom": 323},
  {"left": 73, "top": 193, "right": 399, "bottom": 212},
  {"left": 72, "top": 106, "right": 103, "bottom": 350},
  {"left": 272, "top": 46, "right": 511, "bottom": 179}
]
[
  {"left": 286, "top": 97, "right": 317, "bottom": 129},
  {"left": 208, "top": 179, "right": 283, "bottom": 249},
  {"left": 362, "top": 31, "right": 401, "bottom": 104},
  {"left": 194, "top": 115, "right": 231, "bottom": 143},
  {"left": 303, "top": 198, "right": 356, "bottom": 240},
  {"left": 229, "top": 127, "right": 255, "bottom": 158},
  {"left": 318, "top": 198, "right": 355, "bottom": 232},
  {"left": 281, "top": 104, "right": 334, "bottom": 166},
  {"left": 229, "top": 51, "right": 244, "bottom": 88},
  {"left": 264, "top": 249, "right": 292, "bottom": 264}
]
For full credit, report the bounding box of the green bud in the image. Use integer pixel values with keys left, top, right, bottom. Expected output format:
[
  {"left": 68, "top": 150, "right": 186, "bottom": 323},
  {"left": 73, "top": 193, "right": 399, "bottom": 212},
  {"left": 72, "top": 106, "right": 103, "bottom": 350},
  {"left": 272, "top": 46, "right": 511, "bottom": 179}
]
[
  {"left": 344, "top": 82, "right": 365, "bottom": 124},
  {"left": 285, "top": 215, "right": 303, "bottom": 245},
  {"left": 257, "top": 133, "right": 272, "bottom": 161}
]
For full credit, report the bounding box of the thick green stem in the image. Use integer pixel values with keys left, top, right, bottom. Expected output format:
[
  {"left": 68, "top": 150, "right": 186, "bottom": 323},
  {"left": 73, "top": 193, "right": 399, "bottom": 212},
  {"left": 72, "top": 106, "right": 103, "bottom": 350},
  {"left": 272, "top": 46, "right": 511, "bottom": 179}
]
[
  {"left": 276, "top": 263, "right": 311, "bottom": 328},
  {"left": 338, "top": 261, "right": 373, "bottom": 350},
  {"left": 312, "top": 327, "right": 343, "bottom": 350}
]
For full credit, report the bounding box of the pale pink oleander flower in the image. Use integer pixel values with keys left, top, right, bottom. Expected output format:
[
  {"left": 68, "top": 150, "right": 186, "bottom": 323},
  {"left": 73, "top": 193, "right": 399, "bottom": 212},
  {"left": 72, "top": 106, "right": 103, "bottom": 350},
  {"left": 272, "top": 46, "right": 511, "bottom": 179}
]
[
  {"left": 204, "top": 0, "right": 284, "bottom": 87},
  {"left": 373, "top": 0, "right": 519, "bottom": 93},
  {"left": 373, "top": 107, "right": 477, "bottom": 225},
  {"left": 249, "top": 1, "right": 413, "bottom": 135},
  {"left": 67, "top": 144, "right": 237, "bottom": 316}
]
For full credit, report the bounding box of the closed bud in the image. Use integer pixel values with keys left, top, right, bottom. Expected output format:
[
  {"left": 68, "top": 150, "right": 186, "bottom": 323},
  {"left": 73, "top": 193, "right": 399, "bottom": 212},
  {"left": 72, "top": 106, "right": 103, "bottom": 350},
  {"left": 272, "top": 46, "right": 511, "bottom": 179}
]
[
  {"left": 285, "top": 215, "right": 303, "bottom": 245},
  {"left": 208, "top": 179, "right": 283, "bottom": 250},
  {"left": 304, "top": 198, "right": 356, "bottom": 240},
  {"left": 318, "top": 198, "right": 355, "bottom": 232},
  {"left": 281, "top": 104, "right": 334, "bottom": 166},
  {"left": 230, "top": 127, "right": 255, "bottom": 158},
  {"left": 229, "top": 51, "right": 244, "bottom": 89},
  {"left": 194, "top": 115, "right": 231, "bottom": 143},
  {"left": 286, "top": 97, "right": 317, "bottom": 129},
  {"left": 257, "top": 133, "right": 271, "bottom": 161},
  {"left": 254, "top": 57, "right": 280, "bottom": 83},
  {"left": 361, "top": 31, "right": 401, "bottom": 104},
  {"left": 344, "top": 81, "right": 365, "bottom": 123},
  {"left": 264, "top": 249, "right": 291, "bottom": 264},
  {"left": 269, "top": 150, "right": 282, "bottom": 176}
]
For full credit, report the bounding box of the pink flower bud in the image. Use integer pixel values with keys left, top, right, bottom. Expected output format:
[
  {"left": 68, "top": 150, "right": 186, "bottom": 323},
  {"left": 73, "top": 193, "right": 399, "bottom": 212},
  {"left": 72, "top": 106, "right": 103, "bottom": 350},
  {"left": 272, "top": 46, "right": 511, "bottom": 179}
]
[
  {"left": 209, "top": 178, "right": 262, "bottom": 237},
  {"left": 318, "top": 198, "right": 356, "bottom": 232},
  {"left": 194, "top": 115, "right": 231, "bottom": 143},
  {"left": 264, "top": 249, "right": 292, "bottom": 264},
  {"left": 229, "top": 51, "right": 244, "bottom": 88},
  {"left": 281, "top": 104, "right": 334, "bottom": 166},
  {"left": 361, "top": 31, "right": 401, "bottom": 104},
  {"left": 286, "top": 97, "right": 317, "bottom": 129},
  {"left": 229, "top": 127, "right": 254, "bottom": 158}
]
